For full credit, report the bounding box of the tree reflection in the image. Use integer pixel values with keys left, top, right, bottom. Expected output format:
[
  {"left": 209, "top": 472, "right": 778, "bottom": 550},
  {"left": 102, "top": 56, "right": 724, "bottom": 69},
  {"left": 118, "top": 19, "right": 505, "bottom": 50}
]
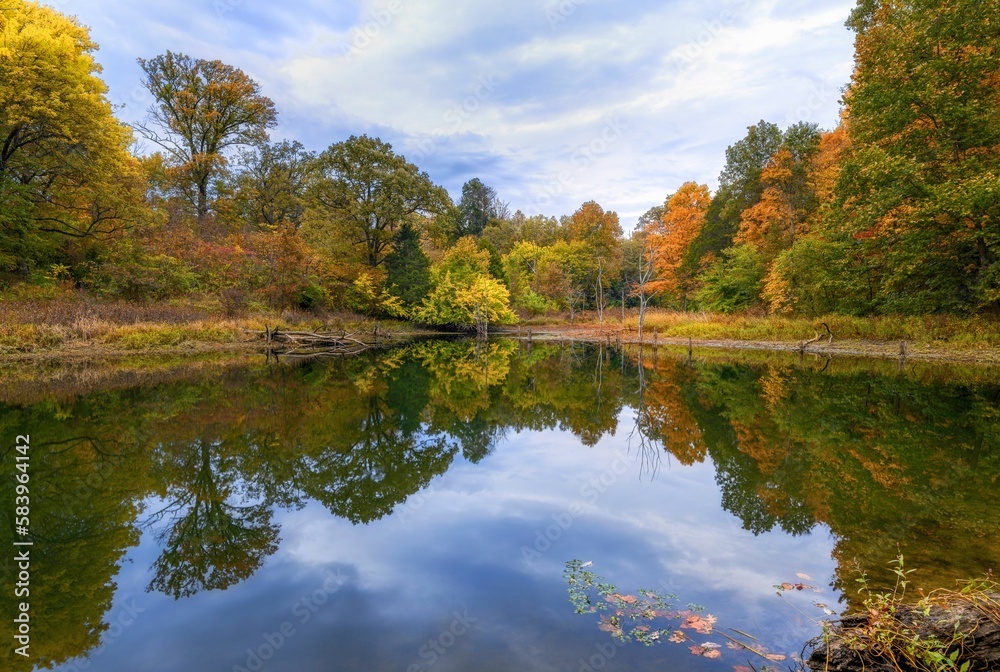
[
  {"left": 1, "top": 338, "right": 999, "bottom": 668},
  {"left": 299, "top": 391, "right": 457, "bottom": 524},
  {"left": 0, "top": 403, "right": 148, "bottom": 671},
  {"left": 147, "top": 438, "right": 279, "bottom": 599}
]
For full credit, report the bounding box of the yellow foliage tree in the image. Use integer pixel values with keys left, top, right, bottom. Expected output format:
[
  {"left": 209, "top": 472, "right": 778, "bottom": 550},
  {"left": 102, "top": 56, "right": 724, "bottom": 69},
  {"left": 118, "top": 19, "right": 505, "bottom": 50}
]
[{"left": 0, "top": 0, "right": 144, "bottom": 271}]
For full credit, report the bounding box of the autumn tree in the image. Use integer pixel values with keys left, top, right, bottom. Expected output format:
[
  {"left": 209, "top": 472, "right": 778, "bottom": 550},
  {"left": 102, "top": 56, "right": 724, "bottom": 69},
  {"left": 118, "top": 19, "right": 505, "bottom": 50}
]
[
  {"left": 688, "top": 121, "right": 784, "bottom": 264},
  {"left": 306, "top": 135, "right": 450, "bottom": 269},
  {"left": 734, "top": 123, "right": 821, "bottom": 261},
  {"left": 136, "top": 51, "right": 277, "bottom": 232},
  {"left": 763, "top": 125, "right": 855, "bottom": 315},
  {"left": 564, "top": 201, "right": 623, "bottom": 255},
  {"left": 229, "top": 140, "right": 313, "bottom": 231},
  {"left": 647, "top": 182, "right": 710, "bottom": 308},
  {"left": 416, "top": 237, "right": 517, "bottom": 330},
  {"left": 833, "top": 0, "right": 1000, "bottom": 312},
  {"left": 0, "top": 1, "right": 144, "bottom": 274}
]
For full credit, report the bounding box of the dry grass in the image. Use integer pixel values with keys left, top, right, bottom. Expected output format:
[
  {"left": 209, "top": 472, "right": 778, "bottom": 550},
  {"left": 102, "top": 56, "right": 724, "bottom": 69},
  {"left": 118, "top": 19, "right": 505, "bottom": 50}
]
[
  {"left": 596, "top": 310, "right": 1000, "bottom": 349},
  {"left": 0, "top": 290, "right": 399, "bottom": 355}
]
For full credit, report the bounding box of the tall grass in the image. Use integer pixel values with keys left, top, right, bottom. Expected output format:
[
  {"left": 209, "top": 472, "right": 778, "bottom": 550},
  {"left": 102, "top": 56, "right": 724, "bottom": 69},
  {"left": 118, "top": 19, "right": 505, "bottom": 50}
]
[
  {"left": 615, "top": 310, "right": 1000, "bottom": 348},
  {"left": 0, "top": 290, "right": 390, "bottom": 354}
]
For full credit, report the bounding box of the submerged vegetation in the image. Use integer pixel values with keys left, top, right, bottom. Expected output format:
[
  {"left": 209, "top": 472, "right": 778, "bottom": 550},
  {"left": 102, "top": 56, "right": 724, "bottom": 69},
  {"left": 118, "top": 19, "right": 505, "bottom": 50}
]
[{"left": 570, "top": 557, "right": 1000, "bottom": 672}]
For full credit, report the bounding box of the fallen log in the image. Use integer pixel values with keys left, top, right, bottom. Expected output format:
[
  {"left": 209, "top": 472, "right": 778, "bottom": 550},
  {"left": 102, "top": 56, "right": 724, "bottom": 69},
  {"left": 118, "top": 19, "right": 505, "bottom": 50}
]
[
  {"left": 248, "top": 326, "right": 390, "bottom": 356},
  {"left": 807, "top": 591, "right": 1000, "bottom": 671}
]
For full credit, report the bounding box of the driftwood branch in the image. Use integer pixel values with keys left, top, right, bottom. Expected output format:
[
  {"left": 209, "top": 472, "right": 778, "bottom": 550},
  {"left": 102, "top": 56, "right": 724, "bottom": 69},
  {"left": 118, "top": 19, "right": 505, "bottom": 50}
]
[
  {"left": 248, "top": 325, "right": 391, "bottom": 357},
  {"left": 800, "top": 322, "right": 834, "bottom": 352}
]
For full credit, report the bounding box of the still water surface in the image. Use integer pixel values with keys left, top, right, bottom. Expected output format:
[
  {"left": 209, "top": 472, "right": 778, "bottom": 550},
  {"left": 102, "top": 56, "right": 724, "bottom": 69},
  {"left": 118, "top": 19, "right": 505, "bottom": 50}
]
[{"left": 1, "top": 339, "right": 997, "bottom": 671}]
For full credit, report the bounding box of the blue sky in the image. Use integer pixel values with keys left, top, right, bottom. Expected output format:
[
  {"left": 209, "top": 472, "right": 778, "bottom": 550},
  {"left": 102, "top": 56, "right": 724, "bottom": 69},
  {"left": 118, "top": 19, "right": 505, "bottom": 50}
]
[{"left": 47, "top": 0, "right": 856, "bottom": 227}]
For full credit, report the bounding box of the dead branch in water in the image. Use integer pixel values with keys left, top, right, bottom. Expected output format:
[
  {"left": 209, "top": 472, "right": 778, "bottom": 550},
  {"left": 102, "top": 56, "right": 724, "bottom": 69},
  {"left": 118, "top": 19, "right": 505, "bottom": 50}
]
[
  {"left": 247, "top": 325, "right": 392, "bottom": 357},
  {"left": 800, "top": 322, "right": 834, "bottom": 353}
]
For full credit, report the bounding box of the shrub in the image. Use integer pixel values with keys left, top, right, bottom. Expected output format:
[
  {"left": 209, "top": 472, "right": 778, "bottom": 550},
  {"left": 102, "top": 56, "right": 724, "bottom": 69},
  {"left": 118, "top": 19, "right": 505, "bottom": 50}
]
[{"left": 694, "top": 245, "right": 766, "bottom": 313}]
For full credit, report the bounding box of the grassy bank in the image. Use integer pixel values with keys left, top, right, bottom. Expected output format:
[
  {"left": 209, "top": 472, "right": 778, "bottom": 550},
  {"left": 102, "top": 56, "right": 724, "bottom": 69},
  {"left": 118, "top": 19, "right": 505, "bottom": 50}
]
[
  {"left": 518, "top": 309, "right": 1000, "bottom": 363},
  {"left": 3, "top": 292, "right": 999, "bottom": 364},
  {"left": 618, "top": 311, "right": 1000, "bottom": 348},
  {"left": 0, "top": 292, "right": 414, "bottom": 359}
]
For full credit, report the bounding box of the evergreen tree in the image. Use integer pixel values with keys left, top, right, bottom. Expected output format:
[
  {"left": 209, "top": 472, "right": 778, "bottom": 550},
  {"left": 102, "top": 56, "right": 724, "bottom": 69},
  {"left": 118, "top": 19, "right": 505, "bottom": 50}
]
[{"left": 384, "top": 223, "right": 431, "bottom": 308}]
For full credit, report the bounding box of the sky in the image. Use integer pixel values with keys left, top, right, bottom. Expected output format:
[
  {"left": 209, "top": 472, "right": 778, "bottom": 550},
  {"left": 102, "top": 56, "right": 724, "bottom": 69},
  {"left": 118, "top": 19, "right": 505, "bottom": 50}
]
[{"left": 43, "top": 0, "right": 857, "bottom": 228}]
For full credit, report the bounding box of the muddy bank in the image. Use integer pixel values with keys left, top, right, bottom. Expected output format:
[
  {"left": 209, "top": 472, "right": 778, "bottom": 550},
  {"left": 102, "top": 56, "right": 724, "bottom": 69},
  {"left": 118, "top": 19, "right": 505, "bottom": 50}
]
[{"left": 807, "top": 593, "right": 1000, "bottom": 671}]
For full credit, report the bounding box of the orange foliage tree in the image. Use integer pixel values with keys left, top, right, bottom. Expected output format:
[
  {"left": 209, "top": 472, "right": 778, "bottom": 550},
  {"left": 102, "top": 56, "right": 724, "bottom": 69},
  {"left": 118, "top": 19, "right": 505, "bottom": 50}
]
[
  {"left": 647, "top": 182, "right": 710, "bottom": 306},
  {"left": 564, "top": 200, "right": 623, "bottom": 256}
]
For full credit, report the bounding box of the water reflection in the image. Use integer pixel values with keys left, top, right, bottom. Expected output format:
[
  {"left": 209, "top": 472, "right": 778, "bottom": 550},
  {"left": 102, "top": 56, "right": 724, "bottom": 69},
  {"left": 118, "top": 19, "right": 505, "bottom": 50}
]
[{"left": 0, "top": 339, "right": 996, "bottom": 671}]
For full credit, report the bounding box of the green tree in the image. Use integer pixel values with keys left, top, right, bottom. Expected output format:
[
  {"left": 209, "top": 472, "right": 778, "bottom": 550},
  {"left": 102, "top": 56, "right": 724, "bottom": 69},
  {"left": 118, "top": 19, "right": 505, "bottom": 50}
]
[
  {"left": 306, "top": 135, "right": 450, "bottom": 268},
  {"left": 695, "top": 244, "right": 766, "bottom": 313},
  {"left": 763, "top": 237, "right": 858, "bottom": 316},
  {"left": 384, "top": 222, "right": 431, "bottom": 308},
  {"left": 456, "top": 177, "right": 504, "bottom": 238},
  {"left": 0, "top": 1, "right": 144, "bottom": 274},
  {"left": 136, "top": 51, "right": 277, "bottom": 231},
  {"left": 229, "top": 140, "right": 313, "bottom": 231}
]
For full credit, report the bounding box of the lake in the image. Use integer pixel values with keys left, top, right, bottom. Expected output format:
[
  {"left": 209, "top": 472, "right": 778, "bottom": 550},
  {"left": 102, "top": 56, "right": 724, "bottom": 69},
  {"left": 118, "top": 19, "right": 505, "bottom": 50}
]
[{"left": 2, "top": 338, "right": 998, "bottom": 671}]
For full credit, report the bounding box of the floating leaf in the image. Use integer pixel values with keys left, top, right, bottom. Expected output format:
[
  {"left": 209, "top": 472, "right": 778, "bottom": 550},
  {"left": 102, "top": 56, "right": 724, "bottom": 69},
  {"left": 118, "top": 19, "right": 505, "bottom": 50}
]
[
  {"left": 689, "top": 642, "right": 722, "bottom": 658},
  {"left": 796, "top": 573, "right": 813, "bottom": 581},
  {"left": 681, "top": 614, "right": 716, "bottom": 634}
]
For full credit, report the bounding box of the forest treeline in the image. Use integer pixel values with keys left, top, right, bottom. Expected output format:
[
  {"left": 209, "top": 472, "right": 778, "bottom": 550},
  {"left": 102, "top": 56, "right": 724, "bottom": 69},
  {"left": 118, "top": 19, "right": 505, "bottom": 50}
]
[{"left": 1, "top": 0, "right": 998, "bottom": 326}]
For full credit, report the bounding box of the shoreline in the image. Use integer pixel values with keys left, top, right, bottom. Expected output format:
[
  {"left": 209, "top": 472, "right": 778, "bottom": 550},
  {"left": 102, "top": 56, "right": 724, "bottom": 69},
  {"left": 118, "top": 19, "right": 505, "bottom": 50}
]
[
  {"left": 2, "top": 325, "right": 999, "bottom": 367},
  {"left": 2, "top": 305, "right": 999, "bottom": 366},
  {"left": 499, "top": 324, "right": 1000, "bottom": 365}
]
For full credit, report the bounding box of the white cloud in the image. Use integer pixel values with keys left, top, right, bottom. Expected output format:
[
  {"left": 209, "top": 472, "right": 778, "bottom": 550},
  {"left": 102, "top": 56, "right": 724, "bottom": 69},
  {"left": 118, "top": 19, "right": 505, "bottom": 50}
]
[{"left": 47, "top": 0, "right": 856, "bottom": 226}]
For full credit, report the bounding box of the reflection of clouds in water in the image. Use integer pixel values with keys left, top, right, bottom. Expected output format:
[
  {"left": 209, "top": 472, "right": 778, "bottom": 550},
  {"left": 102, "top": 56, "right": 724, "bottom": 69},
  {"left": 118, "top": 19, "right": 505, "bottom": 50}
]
[
  {"left": 268, "top": 419, "right": 836, "bottom": 653},
  {"left": 55, "top": 416, "right": 834, "bottom": 671},
  {"left": 25, "top": 342, "right": 1000, "bottom": 671}
]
